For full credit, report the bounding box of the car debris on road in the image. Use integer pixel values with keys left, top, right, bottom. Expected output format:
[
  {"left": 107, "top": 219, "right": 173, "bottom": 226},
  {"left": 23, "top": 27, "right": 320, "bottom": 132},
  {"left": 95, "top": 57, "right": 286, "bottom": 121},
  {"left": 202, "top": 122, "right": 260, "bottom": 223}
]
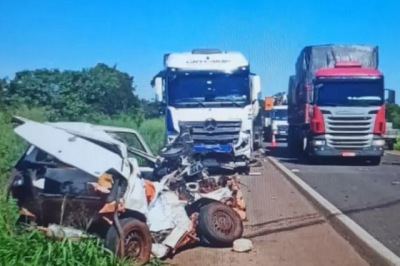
[{"left": 6, "top": 117, "right": 248, "bottom": 264}]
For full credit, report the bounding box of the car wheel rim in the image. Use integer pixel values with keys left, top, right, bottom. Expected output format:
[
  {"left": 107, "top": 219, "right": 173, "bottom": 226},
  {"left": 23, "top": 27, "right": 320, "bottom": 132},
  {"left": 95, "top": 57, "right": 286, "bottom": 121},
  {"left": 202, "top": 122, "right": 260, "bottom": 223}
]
[
  {"left": 124, "top": 230, "right": 143, "bottom": 259},
  {"left": 212, "top": 210, "right": 234, "bottom": 236}
]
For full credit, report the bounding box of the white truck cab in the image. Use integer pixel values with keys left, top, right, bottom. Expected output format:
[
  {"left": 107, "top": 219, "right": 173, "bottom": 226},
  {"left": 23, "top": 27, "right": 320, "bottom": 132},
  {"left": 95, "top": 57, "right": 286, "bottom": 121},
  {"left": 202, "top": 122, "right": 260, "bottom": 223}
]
[
  {"left": 271, "top": 105, "right": 288, "bottom": 139},
  {"left": 152, "top": 49, "right": 262, "bottom": 170}
]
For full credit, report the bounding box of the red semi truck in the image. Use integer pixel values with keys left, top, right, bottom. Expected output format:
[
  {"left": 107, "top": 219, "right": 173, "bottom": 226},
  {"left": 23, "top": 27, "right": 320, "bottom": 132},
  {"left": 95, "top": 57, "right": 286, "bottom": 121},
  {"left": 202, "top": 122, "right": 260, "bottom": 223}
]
[{"left": 287, "top": 44, "right": 395, "bottom": 165}]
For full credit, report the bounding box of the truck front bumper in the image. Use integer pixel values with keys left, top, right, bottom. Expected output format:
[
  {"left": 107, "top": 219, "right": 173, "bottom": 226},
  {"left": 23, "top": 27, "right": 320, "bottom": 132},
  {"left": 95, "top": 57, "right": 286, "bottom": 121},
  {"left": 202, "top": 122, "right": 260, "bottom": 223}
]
[
  {"left": 309, "top": 146, "right": 384, "bottom": 157},
  {"left": 308, "top": 136, "right": 385, "bottom": 158},
  {"left": 166, "top": 130, "right": 251, "bottom": 168},
  {"left": 190, "top": 135, "right": 251, "bottom": 169},
  {"left": 273, "top": 129, "right": 288, "bottom": 139}
]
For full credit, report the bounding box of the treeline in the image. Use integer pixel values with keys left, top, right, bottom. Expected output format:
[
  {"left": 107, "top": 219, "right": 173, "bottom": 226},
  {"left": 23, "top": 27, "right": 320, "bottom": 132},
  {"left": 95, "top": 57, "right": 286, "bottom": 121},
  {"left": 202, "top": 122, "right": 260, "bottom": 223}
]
[
  {"left": 386, "top": 103, "right": 400, "bottom": 129},
  {"left": 0, "top": 63, "right": 162, "bottom": 124},
  {"left": 0, "top": 64, "right": 164, "bottom": 266}
]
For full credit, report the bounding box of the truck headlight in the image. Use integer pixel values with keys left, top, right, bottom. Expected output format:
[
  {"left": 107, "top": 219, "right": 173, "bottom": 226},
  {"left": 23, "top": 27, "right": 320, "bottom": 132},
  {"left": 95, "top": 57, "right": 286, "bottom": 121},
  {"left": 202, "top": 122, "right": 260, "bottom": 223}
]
[
  {"left": 311, "top": 140, "right": 325, "bottom": 146},
  {"left": 372, "top": 139, "right": 385, "bottom": 146},
  {"left": 166, "top": 131, "right": 178, "bottom": 143},
  {"left": 239, "top": 131, "right": 250, "bottom": 145}
]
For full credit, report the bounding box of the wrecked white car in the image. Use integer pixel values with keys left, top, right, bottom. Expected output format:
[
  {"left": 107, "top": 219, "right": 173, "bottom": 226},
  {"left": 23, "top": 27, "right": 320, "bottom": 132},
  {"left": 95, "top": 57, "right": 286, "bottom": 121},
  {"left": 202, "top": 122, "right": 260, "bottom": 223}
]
[
  {"left": 8, "top": 118, "right": 246, "bottom": 263},
  {"left": 9, "top": 120, "right": 154, "bottom": 263}
]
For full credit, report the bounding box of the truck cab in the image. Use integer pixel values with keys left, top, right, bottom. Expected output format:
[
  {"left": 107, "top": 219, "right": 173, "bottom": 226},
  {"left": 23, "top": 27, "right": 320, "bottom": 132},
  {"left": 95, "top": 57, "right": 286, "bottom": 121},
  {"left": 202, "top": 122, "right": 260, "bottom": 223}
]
[
  {"left": 152, "top": 49, "right": 262, "bottom": 170},
  {"left": 270, "top": 105, "right": 288, "bottom": 139},
  {"left": 288, "top": 45, "right": 396, "bottom": 165},
  {"left": 293, "top": 61, "right": 388, "bottom": 164},
  {"left": 263, "top": 93, "right": 288, "bottom": 141}
]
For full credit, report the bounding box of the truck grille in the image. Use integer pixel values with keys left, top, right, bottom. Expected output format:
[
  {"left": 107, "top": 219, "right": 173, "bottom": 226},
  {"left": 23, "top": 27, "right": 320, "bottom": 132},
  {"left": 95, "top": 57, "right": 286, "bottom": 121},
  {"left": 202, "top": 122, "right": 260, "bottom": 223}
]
[
  {"left": 277, "top": 125, "right": 288, "bottom": 132},
  {"left": 179, "top": 120, "right": 241, "bottom": 144},
  {"left": 324, "top": 115, "right": 374, "bottom": 149}
]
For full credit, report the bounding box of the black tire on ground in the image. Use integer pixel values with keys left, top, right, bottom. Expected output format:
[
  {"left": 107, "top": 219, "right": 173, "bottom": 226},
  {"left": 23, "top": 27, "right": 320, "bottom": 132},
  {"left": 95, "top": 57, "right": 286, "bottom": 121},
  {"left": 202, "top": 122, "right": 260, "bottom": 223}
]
[
  {"left": 238, "top": 166, "right": 250, "bottom": 175},
  {"left": 253, "top": 141, "right": 259, "bottom": 151},
  {"left": 197, "top": 202, "right": 243, "bottom": 247},
  {"left": 253, "top": 131, "right": 262, "bottom": 151},
  {"left": 258, "top": 130, "right": 264, "bottom": 149},
  {"left": 105, "top": 218, "right": 152, "bottom": 264},
  {"left": 368, "top": 156, "right": 381, "bottom": 166}
]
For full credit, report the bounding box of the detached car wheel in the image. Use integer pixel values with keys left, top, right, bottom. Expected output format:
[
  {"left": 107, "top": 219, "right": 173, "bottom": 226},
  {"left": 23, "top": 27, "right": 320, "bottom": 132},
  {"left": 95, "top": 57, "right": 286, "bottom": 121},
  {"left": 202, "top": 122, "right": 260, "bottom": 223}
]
[
  {"left": 197, "top": 202, "right": 243, "bottom": 247},
  {"left": 105, "top": 218, "right": 152, "bottom": 264}
]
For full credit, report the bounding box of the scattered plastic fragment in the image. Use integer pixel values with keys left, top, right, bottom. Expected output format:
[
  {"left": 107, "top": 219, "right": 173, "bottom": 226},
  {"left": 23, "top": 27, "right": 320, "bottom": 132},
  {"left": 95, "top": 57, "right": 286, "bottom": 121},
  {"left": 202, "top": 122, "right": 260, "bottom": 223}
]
[
  {"left": 249, "top": 172, "right": 261, "bottom": 176},
  {"left": 232, "top": 238, "right": 253, "bottom": 252}
]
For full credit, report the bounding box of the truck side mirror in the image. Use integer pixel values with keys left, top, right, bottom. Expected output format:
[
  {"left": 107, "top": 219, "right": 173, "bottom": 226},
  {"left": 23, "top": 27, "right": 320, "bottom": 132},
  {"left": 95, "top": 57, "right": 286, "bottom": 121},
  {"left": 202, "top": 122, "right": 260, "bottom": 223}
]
[
  {"left": 385, "top": 89, "right": 395, "bottom": 104},
  {"left": 251, "top": 75, "right": 261, "bottom": 101},
  {"left": 154, "top": 77, "right": 163, "bottom": 102}
]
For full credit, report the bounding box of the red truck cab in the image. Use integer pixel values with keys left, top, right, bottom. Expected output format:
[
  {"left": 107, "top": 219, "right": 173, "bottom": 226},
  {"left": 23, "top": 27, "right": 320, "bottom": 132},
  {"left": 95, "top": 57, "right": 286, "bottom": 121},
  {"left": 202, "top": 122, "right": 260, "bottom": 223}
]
[{"left": 289, "top": 57, "right": 388, "bottom": 165}]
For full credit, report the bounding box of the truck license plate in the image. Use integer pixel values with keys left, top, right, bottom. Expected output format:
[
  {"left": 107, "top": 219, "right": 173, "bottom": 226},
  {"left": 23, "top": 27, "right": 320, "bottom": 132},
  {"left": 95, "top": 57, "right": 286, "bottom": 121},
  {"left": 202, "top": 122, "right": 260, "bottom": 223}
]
[{"left": 341, "top": 152, "right": 355, "bottom": 157}]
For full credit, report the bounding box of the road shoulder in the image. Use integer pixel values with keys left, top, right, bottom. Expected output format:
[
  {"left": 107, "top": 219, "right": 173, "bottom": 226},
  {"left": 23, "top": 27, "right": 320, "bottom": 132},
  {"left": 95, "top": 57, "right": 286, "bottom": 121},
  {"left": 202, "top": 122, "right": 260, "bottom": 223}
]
[
  {"left": 268, "top": 156, "right": 400, "bottom": 266},
  {"left": 168, "top": 159, "right": 369, "bottom": 266}
]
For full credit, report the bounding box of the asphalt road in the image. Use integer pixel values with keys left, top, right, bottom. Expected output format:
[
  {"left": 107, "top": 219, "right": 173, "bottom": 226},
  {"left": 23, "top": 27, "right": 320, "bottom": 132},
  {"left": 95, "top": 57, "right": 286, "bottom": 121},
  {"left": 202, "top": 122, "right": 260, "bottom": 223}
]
[{"left": 266, "top": 141, "right": 400, "bottom": 257}]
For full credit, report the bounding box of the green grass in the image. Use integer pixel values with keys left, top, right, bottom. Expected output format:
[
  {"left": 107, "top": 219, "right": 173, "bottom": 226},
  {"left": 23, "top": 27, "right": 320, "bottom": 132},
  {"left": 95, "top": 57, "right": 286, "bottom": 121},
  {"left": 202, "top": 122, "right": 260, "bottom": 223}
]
[
  {"left": 96, "top": 115, "right": 164, "bottom": 154},
  {"left": 0, "top": 107, "right": 165, "bottom": 266},
  {"left": 395, "top": 136, "right": 400, "bottom": 151}
]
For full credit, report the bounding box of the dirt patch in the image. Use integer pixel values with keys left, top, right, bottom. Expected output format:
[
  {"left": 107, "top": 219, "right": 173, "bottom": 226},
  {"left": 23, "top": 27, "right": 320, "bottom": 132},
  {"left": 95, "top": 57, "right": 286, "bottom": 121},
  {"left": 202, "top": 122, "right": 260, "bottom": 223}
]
[{"left": 168, "top": 160, "right": 369, "bottom": 266}]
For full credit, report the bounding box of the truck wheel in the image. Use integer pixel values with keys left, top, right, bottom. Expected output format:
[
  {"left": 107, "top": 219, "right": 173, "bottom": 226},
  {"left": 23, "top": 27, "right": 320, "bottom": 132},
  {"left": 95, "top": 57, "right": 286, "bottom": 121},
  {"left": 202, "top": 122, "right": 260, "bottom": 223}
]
[
  {"left": 258, "top": 130, "right": 264, "bottom": 149},
  {"left": 368, "top": 157, "right": 381, "bottom": 166},
  {"left": 387, "top": 142, "right": 394, "bottom": 150},
  {"left": 105, "top": 218, "right": 152, "bottom": 264},
  {"left": 253, "top": 129, "right": 262, "bottom": 150},
  {"left": 302, "top": 135, "right": 308, "bottom": 152},
  {"left": 197, "top": 202, "right": 244, "bottom": 247}
]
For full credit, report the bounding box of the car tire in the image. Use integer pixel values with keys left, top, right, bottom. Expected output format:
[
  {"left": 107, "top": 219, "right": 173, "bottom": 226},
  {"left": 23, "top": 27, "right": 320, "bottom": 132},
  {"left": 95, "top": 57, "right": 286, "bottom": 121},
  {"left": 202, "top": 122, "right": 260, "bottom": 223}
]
[
  {"left": 105, "top": 218, "right": 152, "bottom": 264},
  {"left": 197, "top": 202, "right": 243, "bottom": 247}
]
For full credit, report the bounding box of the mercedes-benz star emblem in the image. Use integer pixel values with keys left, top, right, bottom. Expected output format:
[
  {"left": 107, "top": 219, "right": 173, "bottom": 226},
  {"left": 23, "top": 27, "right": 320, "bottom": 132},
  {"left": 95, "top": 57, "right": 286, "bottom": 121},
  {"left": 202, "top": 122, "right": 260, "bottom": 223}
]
[{"left": 204, "top": 118, "right": 217, "bottom": 132}]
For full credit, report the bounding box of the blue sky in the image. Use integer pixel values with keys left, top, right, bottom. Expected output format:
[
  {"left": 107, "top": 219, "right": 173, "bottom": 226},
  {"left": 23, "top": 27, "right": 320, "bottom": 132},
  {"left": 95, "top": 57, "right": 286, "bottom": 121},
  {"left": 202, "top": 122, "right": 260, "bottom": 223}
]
[{"left": 1, "top": 0, "right": 399, "bottom": 101}]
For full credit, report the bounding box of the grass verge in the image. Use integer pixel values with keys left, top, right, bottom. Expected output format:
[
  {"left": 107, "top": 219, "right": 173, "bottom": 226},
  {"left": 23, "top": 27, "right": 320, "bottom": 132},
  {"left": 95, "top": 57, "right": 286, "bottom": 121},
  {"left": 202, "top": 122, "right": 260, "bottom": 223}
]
[{"left": 0, "top": 107, "right": 165, "bottom": 266}]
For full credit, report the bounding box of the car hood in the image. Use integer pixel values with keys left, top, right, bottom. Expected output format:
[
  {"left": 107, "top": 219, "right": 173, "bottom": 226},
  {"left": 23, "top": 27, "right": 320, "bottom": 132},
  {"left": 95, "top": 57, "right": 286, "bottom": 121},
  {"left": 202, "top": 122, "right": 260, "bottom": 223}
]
[{"left": 14, "top": 120, "right": 131, "bottom": 179}]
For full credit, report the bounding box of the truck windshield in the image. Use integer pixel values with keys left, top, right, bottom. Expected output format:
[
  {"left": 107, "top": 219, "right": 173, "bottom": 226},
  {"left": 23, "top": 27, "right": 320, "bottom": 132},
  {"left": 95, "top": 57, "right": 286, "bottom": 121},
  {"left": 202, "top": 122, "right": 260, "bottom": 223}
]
[
  {"left": 314, "top": 78, "right": 384, "bottom": 107},
  {"left": 271, "top": 109, "right": 288, "bottom": 120},
  {"left": 166, "top": 69, "right": 250, "bottom": 107}
]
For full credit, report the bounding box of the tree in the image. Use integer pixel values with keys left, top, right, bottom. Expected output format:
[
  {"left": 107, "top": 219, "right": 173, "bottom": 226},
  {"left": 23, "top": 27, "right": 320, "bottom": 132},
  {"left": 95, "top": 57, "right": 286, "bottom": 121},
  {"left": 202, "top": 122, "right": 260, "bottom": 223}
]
[
  {"left": 386, "top": 103, "right": 400, "bottom": 129},
  {"left": 6, "top": 64, "right": 142, "bottom": 121}
]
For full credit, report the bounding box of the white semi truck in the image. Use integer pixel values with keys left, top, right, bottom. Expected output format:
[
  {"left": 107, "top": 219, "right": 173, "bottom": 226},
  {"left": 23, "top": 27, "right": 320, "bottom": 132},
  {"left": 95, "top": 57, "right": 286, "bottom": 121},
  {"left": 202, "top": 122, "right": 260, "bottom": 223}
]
[{"left": 152, "top": 48, "right": 263, "bottom": 171}]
